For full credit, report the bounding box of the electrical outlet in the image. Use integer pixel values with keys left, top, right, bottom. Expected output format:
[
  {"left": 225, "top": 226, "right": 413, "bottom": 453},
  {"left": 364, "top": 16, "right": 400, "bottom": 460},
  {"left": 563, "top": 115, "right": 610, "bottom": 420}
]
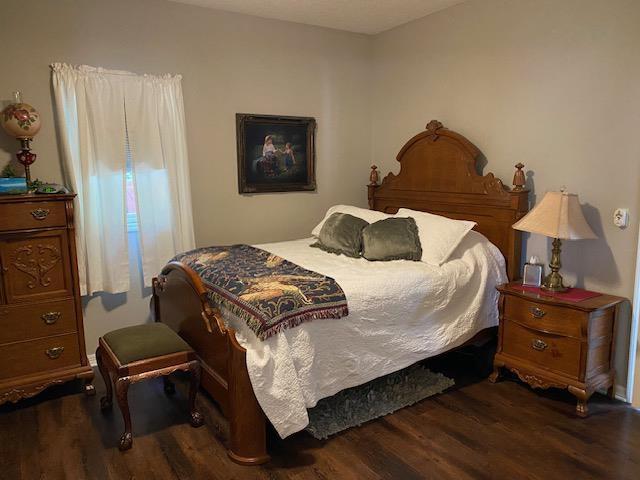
[{"left": 613, "top": 208, "right": 629, "bottom": 228}]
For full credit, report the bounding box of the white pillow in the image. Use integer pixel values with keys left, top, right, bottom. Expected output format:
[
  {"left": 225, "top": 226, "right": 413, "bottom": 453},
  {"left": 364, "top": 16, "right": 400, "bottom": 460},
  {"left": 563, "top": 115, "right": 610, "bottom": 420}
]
[
  {"left": 395, "top": 208, "right": 476, "bottom": 266},
  {"left": 312, "top": 205, "right": 392, "bottom": 237}
]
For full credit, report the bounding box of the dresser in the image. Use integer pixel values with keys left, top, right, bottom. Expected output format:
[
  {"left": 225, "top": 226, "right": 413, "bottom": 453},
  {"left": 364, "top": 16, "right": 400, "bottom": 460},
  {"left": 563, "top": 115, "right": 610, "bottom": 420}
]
[
  {"left": 489, "top": 281, "right": 624, "bottom": 416},
  {"left": 0, "top": 194, "right": 93, "bottom": 404}
]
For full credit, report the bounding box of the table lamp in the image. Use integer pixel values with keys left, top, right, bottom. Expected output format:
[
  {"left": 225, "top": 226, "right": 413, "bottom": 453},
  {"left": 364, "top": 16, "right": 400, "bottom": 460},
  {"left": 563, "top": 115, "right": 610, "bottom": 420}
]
[
  {"left": 513, "top": 190, "right": 597, "bottom": 292},
  {"left": 1, "top": 91, "right": 41, "bottom": 184}
]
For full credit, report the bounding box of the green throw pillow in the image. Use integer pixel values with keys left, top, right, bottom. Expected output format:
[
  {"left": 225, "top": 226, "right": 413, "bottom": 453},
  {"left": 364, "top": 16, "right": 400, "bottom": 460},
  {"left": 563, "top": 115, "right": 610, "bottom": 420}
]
[
  {"left": 362, "top": 217, "right": 422, "bottom": 261},
  {"left": 311, "top": 212, "right": 369, "bottom": 257}
]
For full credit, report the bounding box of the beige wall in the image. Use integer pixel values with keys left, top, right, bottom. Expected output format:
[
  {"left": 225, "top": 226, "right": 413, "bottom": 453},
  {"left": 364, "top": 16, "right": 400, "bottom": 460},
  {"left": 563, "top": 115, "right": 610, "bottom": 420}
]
[
  {"left": 371, "top": 0, "right": 640, "bottom": 395},
  {"left": 0, "top": 0, "right": 372, "bottom": 352}
]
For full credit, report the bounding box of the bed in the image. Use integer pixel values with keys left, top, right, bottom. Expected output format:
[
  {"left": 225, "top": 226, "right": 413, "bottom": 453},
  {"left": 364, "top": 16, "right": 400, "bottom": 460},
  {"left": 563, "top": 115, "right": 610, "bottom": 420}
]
[{"left": 151, "top": 120, "right": 529, "bottom": 464}]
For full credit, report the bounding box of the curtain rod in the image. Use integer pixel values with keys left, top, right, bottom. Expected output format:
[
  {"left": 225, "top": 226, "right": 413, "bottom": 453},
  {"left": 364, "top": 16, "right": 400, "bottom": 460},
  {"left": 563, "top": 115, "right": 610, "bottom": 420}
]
[{"left": 49, "top": 63, "right": 181, "bottom": 79}]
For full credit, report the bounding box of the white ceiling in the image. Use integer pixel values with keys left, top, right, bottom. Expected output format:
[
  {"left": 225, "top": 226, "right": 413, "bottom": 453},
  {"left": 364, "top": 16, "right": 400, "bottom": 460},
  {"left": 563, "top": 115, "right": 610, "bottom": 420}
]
[{"left": 169, "top": 0, "right": 466, "bottom": 35}]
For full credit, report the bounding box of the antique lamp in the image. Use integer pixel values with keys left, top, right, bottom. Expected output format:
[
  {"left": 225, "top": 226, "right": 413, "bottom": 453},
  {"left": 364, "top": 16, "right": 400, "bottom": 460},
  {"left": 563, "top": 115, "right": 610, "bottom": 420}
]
[
  {"left": 1, "top": 91, "right": 41, "bottom": 184},
  {"left": 513, "top": 190, "right": 597, "bottom": 292}
]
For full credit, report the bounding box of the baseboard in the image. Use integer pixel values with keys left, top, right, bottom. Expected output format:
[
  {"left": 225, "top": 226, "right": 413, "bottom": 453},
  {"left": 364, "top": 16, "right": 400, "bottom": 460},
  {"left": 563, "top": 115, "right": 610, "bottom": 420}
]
[
  {"left": 88, "top": 353, "right": 97, "bottom": 367},
  {"left": 596, "top": 384, "right": 627, "bottom": 402},
  {"left": 615, "top": 384, "right": 628, "bottom": 403}
]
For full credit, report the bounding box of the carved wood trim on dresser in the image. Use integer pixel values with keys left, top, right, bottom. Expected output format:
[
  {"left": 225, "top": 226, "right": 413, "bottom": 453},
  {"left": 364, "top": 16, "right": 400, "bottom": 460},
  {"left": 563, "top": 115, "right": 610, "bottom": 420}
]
[{"left": 0, "top": 194, "right": 94, "bottom": 405}]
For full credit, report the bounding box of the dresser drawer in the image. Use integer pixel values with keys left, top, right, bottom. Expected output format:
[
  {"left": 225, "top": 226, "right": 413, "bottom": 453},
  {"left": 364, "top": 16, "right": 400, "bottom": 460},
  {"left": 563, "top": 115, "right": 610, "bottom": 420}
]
[
  {"left": 0, "top": 333, "right": 81, "bottom": 380},
  {"left": 504, "top": 295, "right": 586, "bottom": 339},
  {"left": 0, "top": 299, "right": 77, "bottom": 344},
  {"left": 502, "top": 320, "right": 582, "bottom": 379},
  {"left": 0, "top": 201, "right": 67, "bottom": 232}
]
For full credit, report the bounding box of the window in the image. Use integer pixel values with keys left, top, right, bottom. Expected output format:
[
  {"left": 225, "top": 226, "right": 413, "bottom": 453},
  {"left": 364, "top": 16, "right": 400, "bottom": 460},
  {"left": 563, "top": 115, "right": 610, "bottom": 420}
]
[
  {"left": 125, "top": 132, "right": 138, "bottom": 233},
  {"left": 52, "top": 62, "right": 195, "bottom": 295}
]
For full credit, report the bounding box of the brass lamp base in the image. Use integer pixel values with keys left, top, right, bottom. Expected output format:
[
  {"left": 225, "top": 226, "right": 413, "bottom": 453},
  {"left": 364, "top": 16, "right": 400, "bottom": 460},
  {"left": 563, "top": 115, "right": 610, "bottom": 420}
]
[
  {"left": 541, "top": 272, "right": 568, "bottom": 293},
  {"left": 541, "top": 238, "right": 569, "bottom": 293}
]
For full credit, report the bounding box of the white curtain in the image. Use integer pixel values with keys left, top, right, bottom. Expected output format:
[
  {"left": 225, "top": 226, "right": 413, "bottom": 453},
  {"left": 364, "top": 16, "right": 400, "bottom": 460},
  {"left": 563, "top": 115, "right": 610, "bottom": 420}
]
[{"left": 51, "top": 64, "right": 195, "bottom": 295}]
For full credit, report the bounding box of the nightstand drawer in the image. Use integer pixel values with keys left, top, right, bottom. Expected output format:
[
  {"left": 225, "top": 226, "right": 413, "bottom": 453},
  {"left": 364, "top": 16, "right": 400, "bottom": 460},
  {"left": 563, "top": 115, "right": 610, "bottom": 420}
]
[
  {"left": 504, "top": 295, "right": 586, "bottom": 339},
  {"left": 503, "top": 320, "right": 581, "bottom": 378}
]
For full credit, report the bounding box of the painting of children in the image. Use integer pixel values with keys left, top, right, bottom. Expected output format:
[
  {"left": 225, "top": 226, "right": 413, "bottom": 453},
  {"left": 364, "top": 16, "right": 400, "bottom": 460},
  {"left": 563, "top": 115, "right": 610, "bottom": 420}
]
[{"left": 237, "top": 114, "right": 316, "bottom": 193}]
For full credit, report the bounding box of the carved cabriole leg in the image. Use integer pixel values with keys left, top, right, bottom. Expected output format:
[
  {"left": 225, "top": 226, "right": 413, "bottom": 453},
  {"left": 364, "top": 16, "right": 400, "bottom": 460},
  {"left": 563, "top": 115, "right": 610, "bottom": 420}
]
[
  {"left": 96, "top": 346, "right": 113, "bottom": 411},
  {"left": 576, "top": 399, "right": 588, "bottom": 418},
  {"left": 568, "top": 385, "right": 590, "bottom": 418},
  {"left": 488, "top": 359, "right": 504, "bottom": 383},
  {"left": 163, "top": 376, "right": 176, "bottom": 396},
  {"left": 115, "top": 377, "right": 133, "bottom": 450},
  {"left": 187, "top": 361, "right": 204, "bottom": 428}
]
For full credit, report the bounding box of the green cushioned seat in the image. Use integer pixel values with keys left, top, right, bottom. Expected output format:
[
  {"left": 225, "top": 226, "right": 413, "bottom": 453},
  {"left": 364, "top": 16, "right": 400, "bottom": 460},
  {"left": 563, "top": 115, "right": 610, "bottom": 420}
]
[{"left": 103, "top": 323, "right": 192, "bottom": 365}]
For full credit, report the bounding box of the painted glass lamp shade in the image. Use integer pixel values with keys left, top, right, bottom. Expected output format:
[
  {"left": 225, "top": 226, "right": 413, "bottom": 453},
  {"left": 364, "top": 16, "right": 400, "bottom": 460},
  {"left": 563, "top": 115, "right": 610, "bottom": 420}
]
[
  {"left": 513, "top": 191, "right": 596, "bottom": 292},
  {"left": 1, "top": 96, "right": 41, "bottom": 139},
  {"left": 1, "top": 92, "right": 41, "bottom": 183}
]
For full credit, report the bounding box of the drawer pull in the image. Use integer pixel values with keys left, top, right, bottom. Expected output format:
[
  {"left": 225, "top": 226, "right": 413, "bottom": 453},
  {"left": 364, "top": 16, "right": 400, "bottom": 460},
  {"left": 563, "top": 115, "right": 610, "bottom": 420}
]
[
  {"left": 530, "top": 307, "right": 546, "bottom": 319},
  {"left": 531, "top": 339, "right": 548, "bottom": 351},
  {"left": 45, "top": 346, "right": 65, "bottom": 359},
  {"left": 30, "top": 208, "right": 50, "bottom": 220},
  {"left": 41, "top": 311, "right": 62, "bottom": 325}
]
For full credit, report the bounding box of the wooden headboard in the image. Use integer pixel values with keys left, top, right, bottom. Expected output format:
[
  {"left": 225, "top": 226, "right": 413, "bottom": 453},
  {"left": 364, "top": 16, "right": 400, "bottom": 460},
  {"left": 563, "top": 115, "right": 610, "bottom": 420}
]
[{"left": 367, "top": 120, "right": 529, "bottom": 281}]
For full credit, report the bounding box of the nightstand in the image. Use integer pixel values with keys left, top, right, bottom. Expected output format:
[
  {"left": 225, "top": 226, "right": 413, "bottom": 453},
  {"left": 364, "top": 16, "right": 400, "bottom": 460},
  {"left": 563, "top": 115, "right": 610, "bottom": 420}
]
[{"left": 489, "top": 281, "right": 624, "bottom": 417}]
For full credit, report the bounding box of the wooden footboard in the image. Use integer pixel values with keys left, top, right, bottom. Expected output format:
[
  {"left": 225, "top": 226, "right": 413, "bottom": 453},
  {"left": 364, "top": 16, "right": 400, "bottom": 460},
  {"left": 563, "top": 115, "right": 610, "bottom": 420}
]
[{"left": 151, "top": 263, "right": 270, "bottom": 465}]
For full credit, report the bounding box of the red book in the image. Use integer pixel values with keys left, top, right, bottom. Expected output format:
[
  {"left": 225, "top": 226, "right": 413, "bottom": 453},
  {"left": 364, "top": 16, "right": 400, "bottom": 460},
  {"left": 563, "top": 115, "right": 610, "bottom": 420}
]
[{"left": 518, "top": 285, "right": 602, "bottom": 302}]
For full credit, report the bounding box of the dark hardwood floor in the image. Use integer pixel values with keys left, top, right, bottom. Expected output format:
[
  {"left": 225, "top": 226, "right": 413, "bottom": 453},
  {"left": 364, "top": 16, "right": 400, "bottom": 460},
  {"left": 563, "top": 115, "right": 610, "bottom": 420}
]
[{"left": 1, "top": 351, "right": 639, "bottom": 480}]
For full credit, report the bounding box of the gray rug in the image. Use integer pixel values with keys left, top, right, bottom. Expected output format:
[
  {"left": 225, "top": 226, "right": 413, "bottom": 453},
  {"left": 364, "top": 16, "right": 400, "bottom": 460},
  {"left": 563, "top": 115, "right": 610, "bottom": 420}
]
[{"left": 305, "top": 364, "right": 455, "bottom": 439}]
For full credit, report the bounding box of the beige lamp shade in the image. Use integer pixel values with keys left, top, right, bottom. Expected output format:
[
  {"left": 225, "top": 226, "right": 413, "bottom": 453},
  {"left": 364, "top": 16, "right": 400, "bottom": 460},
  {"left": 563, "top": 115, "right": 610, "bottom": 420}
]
[{"left": 513, "top": 191, "right": 597, "bottom": 240}]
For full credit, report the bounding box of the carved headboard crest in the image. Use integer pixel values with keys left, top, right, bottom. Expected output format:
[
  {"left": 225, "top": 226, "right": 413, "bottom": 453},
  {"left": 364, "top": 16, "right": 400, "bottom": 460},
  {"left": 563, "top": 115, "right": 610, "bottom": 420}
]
[
  {"left": 367, "top": 121, "right": 529, "bottom": 281},
  {"left": 378, "top": 121, "right": 510, "bottom": 197},
  {"left": 425, "top": 119, "right": 443, "bottom": 138}
]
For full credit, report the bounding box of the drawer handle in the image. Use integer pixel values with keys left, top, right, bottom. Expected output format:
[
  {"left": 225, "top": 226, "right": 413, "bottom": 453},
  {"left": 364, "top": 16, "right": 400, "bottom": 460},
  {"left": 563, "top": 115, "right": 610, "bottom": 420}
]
[
  {"left": 531, "top": 339, "right": 548, "bottom": 351},
  {"left": 41, "top": 311, "right": 62, "bottom": 325},
  {"left": 45, "top": 346, "right": 65, "bottom": 359},
  {"left": 530, "top": 307, "right": 546, "bottom": 319},
  {"left": 30, "top": 208, "right": 50, "bottom": 220}
]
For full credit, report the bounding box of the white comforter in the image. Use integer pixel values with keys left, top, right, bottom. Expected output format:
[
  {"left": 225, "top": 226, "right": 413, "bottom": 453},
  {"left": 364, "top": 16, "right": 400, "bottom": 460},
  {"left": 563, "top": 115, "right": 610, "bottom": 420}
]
[{"left": 221, "top": 231, "right": 507, "bottom": 438}]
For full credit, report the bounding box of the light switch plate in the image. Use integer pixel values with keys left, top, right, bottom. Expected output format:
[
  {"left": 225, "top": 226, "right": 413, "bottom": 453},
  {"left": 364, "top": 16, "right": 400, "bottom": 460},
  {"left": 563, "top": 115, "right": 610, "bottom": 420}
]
[{"left": 614, "top": 208, "right": 629, "bottom": 228}]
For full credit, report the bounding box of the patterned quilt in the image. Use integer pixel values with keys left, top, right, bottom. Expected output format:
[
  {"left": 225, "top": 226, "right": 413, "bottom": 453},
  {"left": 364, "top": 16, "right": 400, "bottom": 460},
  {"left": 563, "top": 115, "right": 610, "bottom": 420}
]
[{"left": 173, "top": 245, "right": 349, "bottom": 340}]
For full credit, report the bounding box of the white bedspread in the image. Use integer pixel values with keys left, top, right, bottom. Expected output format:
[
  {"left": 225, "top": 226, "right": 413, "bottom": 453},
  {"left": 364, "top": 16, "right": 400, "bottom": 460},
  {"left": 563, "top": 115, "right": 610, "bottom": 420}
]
[{"left": 220, "top": 231, "right": 507, "bottom": 438}]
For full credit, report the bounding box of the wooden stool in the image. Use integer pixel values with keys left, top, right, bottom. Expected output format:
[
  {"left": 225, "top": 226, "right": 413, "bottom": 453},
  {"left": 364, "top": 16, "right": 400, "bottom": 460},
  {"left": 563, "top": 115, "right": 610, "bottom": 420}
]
[{"left": 95, "top": 323, "right": 204, "bottom": 451}]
